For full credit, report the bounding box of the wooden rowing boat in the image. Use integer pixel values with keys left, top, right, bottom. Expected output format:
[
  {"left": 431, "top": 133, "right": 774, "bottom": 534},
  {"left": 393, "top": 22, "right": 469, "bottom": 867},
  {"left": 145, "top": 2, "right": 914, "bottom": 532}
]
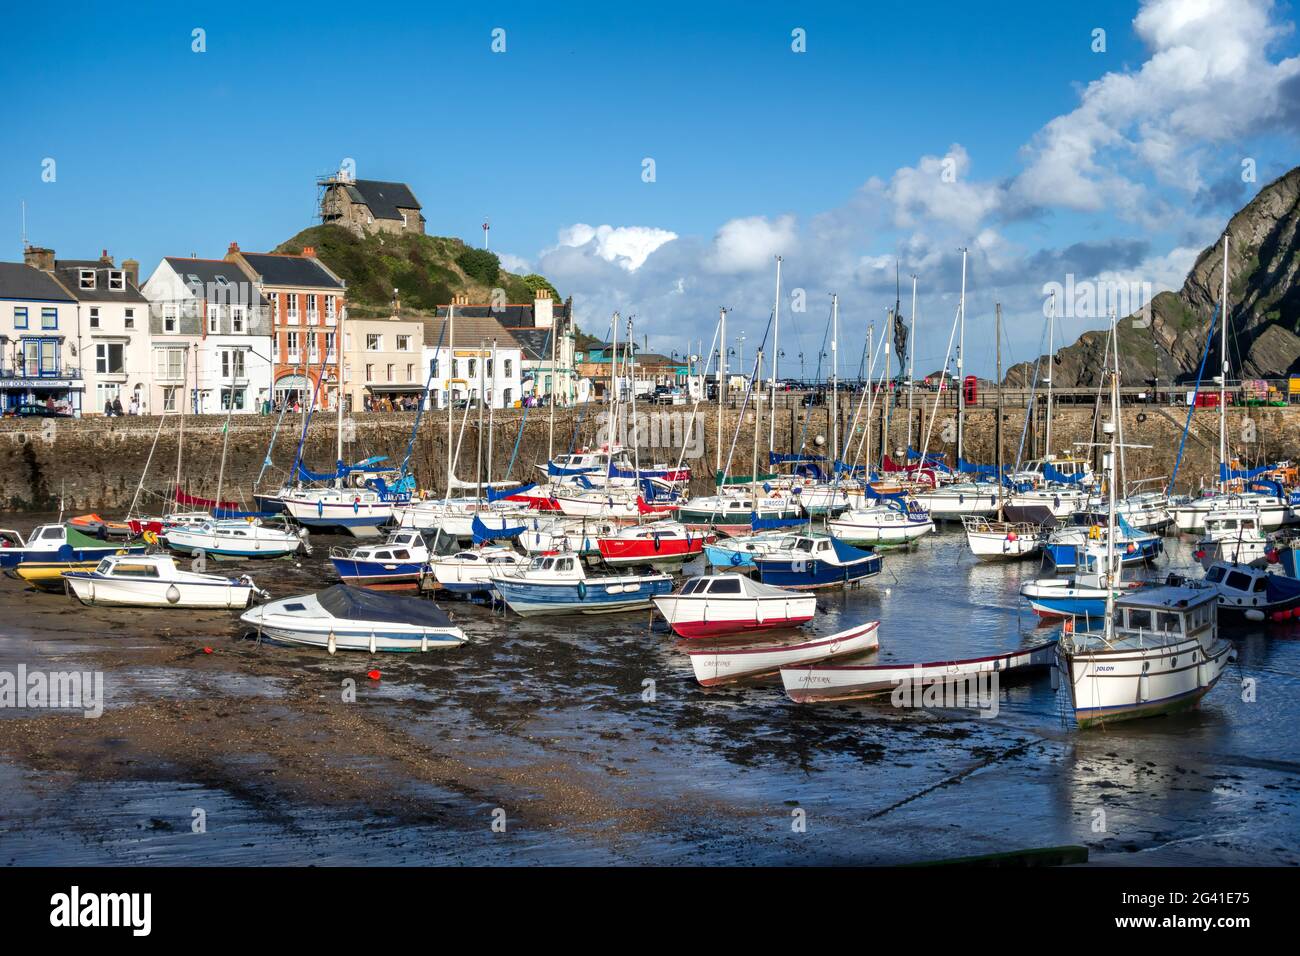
[{"left": 685, "top": 620, "right": 879, "bottom": 686}]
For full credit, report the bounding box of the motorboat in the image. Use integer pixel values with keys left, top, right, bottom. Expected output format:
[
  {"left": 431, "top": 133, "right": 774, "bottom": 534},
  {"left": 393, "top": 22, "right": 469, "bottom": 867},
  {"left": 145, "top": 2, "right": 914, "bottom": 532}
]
[
  {"left": 240, "top": 584, "right": 467, "bottom": 653},
  {"left": 63, "top": 554, "right": 264, "bottom": 609},
  {"left": 961, "top": 517, "right": 1042, "bottom": 560},
  {"left": 8, "top": 559, "right": 103, "bottom": 592},
  {"left": 330, "top": 530, "right": 433, "bottom": 588},
  {"left": 595, "top": 521, "right": 712, "bottom": 567},
  {"left": 652, "top": 572, "right": 817, "bottom": 638},
  {"left": 1187, "top": 561, "right": 1300, "bottom": 624},
  {"left": 430, "top": 546, "right": 529, "bottom": 595},
  {"left": 1194, "top": 507, "right": 1268, "bottom": 568},
  {"left": 490, "top": 552, "right": 672, "bottom": 616},
  {"left": 1171, "top": 490, "right": 1290, "bottom": 533},
  {"left": 0, "top": 523, "right": 146, "bottom": 570},
  {"left": 162, "top": 519, "right": 310, "bottom": 560},
  {"left": 751, "top": 533, "right": 882, "bottom": 590}
]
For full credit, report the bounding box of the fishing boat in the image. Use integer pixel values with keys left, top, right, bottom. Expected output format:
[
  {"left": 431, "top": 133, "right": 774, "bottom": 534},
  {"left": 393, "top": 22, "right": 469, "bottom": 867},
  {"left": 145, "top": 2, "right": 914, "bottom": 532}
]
[
  {"left": 781, "top": 640, "right": 1056, "bottom": 703},
  {"left": 961, "top": 516, "right": 1043, "bottom": 560},
  {"left": 330, "top": 530, "right": 434, "bottom": 589},
  {"left": 1194, "top": 507, "right": 1268, "bottom": 568},
  {"left": 63, "top": 554, "right": 264, "bottom": 609},
  {"left": 595, "top": 521, "right": 712, "bottom": 567},
  {"left": 490, "top": 552, "right": 673, "bottom": 616},
  {"left": 240, "top": 584, "right": 467, "bottom": 653},
  {"left": 1190, "top": 561, "right": 1300, "bottom": 624},
  {"left": 162, "top": 519, "right": 310, "bottom": 560},
  {"left": 686, "top": 620, "right": 879, "bottom": 686},
  {"left": 9, "top": 560, "right": 103, "bottom": 592},
  {"left": 0, "top": 524, "right": 146, "bottom": 570},
  {"left": 826, "top": 498, "right": 934, "bottom": 547},
  {"left": 651, "top": 572, "right": 817, "bottom": 638},
  {"left": 751, "top": 534, "right": 882, "bottom": 590},
  {"left": 430, "top": 546, "right": 529, "bottom": 595},
  {"left": 1057, "top": 585, "right": 1234, "bottom": 727}
]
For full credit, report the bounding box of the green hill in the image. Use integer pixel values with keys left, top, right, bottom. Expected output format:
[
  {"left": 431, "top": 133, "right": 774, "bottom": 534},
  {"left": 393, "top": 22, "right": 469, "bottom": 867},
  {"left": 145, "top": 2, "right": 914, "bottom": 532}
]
[{"left": 275, "top": 225, "right": 561, "bottom": 319}]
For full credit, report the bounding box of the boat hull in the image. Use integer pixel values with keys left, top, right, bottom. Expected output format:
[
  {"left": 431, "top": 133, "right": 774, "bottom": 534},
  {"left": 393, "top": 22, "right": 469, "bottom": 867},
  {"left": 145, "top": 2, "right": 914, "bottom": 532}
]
[
  {"left": 64, "top": 575, "right": 253, "bottom": 609},
  {"left": 491, "top": 575, "right": 673, "bottom": 616},
  {"left": 752, "top": 553, "right": 882, "bottom": 590},
  {"left": 686, "top": 621, "right": 880, "bottom": 686}
]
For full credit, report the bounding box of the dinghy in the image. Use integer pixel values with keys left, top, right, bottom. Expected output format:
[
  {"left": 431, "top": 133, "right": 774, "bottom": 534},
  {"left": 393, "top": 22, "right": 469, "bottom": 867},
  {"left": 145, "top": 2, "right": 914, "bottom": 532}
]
[
  {"left": 240, "top": 584, "right": 466, "bottom": 653},
  {"left": 752, "top": 534, "right": 882, "bottom": 590},
  {"left": 702, "top": 530, "right": 793, "bottom": 570},
  {"left": 652, "top": 572, "right": 817, "bottom": 638},
  {"left": 686, "top": 620, "right": 879, "bottom": 686},
  {"left": 63, "top": 554, "right": 264, "bottom": 609},
  {"left": 9, "top": 559, "right": 103, "bottom": 592},
  {"left": 781, "top": 639, "right": 1056, "bottom": 703},
  {"left": 68, "top": 513, "right": 134, "bottom": 539},
  {"left": 490, "top": 552, "right": 673, "bottom": 616}
]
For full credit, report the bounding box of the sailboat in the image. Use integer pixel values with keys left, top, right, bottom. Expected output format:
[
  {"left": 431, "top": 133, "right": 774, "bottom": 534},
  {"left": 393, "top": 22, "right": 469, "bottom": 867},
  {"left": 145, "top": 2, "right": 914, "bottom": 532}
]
[{"left": 1056, "top": 344, "right": 1236, "bottom": 728}]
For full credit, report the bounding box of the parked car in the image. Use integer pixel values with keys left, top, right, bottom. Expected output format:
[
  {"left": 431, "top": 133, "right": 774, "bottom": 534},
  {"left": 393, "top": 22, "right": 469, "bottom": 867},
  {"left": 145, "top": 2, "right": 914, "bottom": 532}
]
[{"left": 7, "top": 402, "right": 73, "bottom": 418}]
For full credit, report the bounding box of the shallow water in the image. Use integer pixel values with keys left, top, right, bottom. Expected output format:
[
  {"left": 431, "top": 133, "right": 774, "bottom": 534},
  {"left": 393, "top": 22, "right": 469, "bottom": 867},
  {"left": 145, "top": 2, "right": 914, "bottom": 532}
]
[{"left": 1, "top": 513, "right": 1298, "bottom": 865}]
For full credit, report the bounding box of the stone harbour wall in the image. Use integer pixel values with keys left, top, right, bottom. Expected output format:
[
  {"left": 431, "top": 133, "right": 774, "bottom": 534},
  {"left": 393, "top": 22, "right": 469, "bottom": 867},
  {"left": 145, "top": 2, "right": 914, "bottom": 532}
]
[{"left": 1, "top": 400, "right": 1296, "bottom": 512}]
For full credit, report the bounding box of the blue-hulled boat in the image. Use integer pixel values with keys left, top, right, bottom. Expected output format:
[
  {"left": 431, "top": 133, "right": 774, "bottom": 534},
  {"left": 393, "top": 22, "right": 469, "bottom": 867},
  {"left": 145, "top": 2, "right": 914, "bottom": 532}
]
[
  {"left": 751, "top": 534, "right": 882, "bottom": 590},
  {"left": 1044, "top": 531, "right": 1163, "bottom": 571},
  {"left": 489, "top": 552, "right": 672, "bottom": 616},
  {"left": 329, "top": 530, "right": 432, "bottom": 589},
  {"left": 0, "top": 523, "right": 146, "bottom": 570}
]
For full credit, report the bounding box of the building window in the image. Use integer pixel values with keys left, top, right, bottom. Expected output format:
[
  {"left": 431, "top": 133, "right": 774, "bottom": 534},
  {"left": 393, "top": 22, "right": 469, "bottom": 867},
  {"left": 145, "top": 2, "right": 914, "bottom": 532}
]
[
  {"left": 124, "top": 308, "right": 135, "bottom": 329},
  {"left": 89, "top": 306, "right": 101, "bottom": 329},
  {"left": 221, "top": 350, "right": 246, "bottom": 380},
  {"left": 286, "top": 293, "right": 299, "bottom": 320},
  {"left": 96, "top": 343, "right": 125, "bottom": 374},
  {"left": 231, "top": 306, "right": 244, "bottom": 333},
  {"left": 287, "top": 331, "right": 299, "bottom": 358},
  {"left": 504, "top": 358, "right": 513, "bottom": 376},
  {"left": 406, "top": 363, "right": 414, "bottom": 381},
  {"left": 79, "top": 269, "right": 96, "bottom": 290},
  {"left": 486, "top": 359, "right": 494, "bottom": 377},
  {"left": 431, "top": 357, "right": 440, "bottom": 377},
  {"left": 396, "top": 334, "right": 410, "bottom": 351},
  {"left": 365, "top": 363, "right": 373, "bottom": 382},
  {"left": 163, "top": 386, "right": 179, "bottom": 412},
  {"left": 221, "top": 387, "right": 246, "bottom": 411},
  {"left": 41, "top": 307, "right": 57, "bottom": 330},
  {"left": 272, "top": 296, "right": 280, "bottom": 321},
  {"left": 24, "top": 339, "right": 59, "bottom": 376},
  {"left": 468, "top": 358, "right": 477, "bottom": 378},
  {"left": 108, "top": 271, "right": 125, "bottom": 291},
  {"left": 366, "top": 333, "right": 381, "bottom": 351},
  {"left": 324, "top": 331, "right": 336, "bottom": 358},
  {"left": 325, "top": 296, "right": 336, "bottom": 323},
  {"left": 386, "top": 363, "right": 394, "bottom": 382},
  {"left": 208, "top": 304, "right": 222, "bottom": 333},
  {"left": 14, "top": 306, "right": 28, "bottom": 329},
  {"left": 163, "top": 305, "right": 177, "bottom": 333},
  {"left": 306, "top": 295, "right": 318, "bottom": 320},
  {"left": 156, "top": 348, "right": 185, "bottom": 381}
]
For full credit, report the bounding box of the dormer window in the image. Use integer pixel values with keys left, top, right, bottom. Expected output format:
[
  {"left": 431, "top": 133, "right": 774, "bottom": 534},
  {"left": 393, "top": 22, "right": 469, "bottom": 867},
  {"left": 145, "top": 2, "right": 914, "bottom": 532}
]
[
  {"left": 108, "top": 271, "right": 125, "bottom": 290},
  {"left": 79, "top": 270, "right": 96, "bottom": 290},
  {"left": 214, "top": 275, "right": 230, "bottom": 287}
]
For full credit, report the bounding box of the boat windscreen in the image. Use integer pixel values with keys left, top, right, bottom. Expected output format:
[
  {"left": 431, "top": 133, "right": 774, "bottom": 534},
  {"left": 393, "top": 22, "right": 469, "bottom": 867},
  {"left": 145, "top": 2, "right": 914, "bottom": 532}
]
[{"left": 316, "top": 584, "right": 454, "bottom": 628}]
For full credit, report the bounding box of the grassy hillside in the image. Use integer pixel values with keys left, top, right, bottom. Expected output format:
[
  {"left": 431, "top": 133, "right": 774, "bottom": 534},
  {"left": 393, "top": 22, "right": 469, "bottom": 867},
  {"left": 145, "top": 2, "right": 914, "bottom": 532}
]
[{"left": 275, "top": 225, "right": 561, "bottom": 318}]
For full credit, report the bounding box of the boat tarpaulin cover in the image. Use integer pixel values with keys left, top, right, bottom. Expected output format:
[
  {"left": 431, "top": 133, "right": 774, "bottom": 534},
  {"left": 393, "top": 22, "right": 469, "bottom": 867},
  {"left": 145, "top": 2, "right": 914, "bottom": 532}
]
[
  {"left": 1220, "top": 462, "right": 1274, "bottom": 482},
  {"left": 1042, "top": 463, "right": 1084, "bottom": 485},
  {"left": 1265, "top": 573, "right": 1300, "bottom": 603},
  {"left": 316, "top": 584, "right": 454, "bottom": 628},
  {"left": 829, "top": 537, "right": 874, "bottom": 563}
]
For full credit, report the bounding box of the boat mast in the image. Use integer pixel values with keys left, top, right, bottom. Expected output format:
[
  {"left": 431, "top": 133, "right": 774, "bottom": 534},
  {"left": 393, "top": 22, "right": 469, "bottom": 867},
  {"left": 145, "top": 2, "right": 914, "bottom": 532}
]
[
  {"left": 172, "top": 345, "right": 189, "bottom": 514},
  {"left": 752, "top": 350, "right": 763, "bottom": 502},
  {"left": 1045, "top": 289, "right": 1055, "bottom": 459},
  {"left": 717, "top": 307, "right": 727, "bottom": 475},
  {"left": 547, "top": 302, "right": 558, "bottom": 462},
  {"left": 1219, "top": 233, "right": 1229, "bottom": 491},
  {"left": 488, "top": 337, "right": 498, "bottom": 489},
  {"left": 908, "top": 274, "right": 917, "bottom": 451},
  {"left": 995, "top": 303, "right": 1003, "bottom": 480},
  {"left": 606, "top": 312, "right": 619, "bottom": 489},
  {"left": 769, "top": 255, "right": 781, "bottom": 457},
  {"left": 627, "top": 315, "right": 641, "bottom": 477},
  {"left": 335, "top": 321, "right": 344, "bottom": 491},
  {"left": 1103, "top": 361, "right": 1118, "bottom": 638},
  {"left": 956, "top": 247, "right": 968, "bottom": 464},
  {"left": 830, "top": 294, "right": 839, "bottom": 472},
  {"left": 446, "top": 303, "right": 454, "bottom": 502},
  {"left": 476, "top": 337, "right": 485, "bottom": 503},
  {"left": 863, "top": 323, "right": 875, "bottom": 473}
]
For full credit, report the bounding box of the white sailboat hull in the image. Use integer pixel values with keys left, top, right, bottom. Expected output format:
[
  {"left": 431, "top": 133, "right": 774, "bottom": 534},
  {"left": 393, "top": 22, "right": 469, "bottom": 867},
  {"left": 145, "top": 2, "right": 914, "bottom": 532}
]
[{"left": 686, "top": 621, "right": 879, "bottom": 686}]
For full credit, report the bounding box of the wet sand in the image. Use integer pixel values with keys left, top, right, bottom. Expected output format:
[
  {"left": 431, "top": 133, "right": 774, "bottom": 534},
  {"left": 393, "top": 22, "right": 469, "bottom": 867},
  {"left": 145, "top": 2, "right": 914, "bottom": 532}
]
[{"left": 2, "top": 515, "right": 1299, "bottom": 865}]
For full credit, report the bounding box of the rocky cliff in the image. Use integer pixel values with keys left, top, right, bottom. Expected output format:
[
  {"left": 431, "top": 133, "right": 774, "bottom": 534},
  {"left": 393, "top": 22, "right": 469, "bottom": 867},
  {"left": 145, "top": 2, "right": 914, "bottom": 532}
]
[{"left": 1007, "top": 165, "right": 1300, "bottom": 387}]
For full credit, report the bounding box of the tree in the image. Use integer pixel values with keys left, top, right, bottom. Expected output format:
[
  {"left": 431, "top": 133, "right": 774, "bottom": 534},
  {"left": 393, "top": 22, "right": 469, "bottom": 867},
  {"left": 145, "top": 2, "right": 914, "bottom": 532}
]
[{"left": 456, "top": 248, "right": 500, "bottom": 286}]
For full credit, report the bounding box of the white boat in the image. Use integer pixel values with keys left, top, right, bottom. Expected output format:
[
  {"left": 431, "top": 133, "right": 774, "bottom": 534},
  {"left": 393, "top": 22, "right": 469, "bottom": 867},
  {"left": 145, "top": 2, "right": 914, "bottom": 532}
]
[
  {"left": 797, "top": 484, "right": 853, "bottom": 517},
  {"left": 1057, "top": 585, "right": 1234, "bottom": 727},
  {"left": 281, "top": 488, "right": 395, "bottom": 537},
  {"left": 519, "top": 516, "right": 623, "bottom": 556},
  {"left": 827, "top": 499, "right": 934, "bottom": 547},
  {"left": 781, "top": 639, "right": 1056, "bottom": 703},
  {"left": 652, "top": 572, "right": 817, "bottom": 638},
  {"left": 430, "top": 546, "right": 528, "bottom": 594},
  {"left": 1171, "top": 491, "right": 1290, "bottom": 533},
  {"left": 330, "top": 529, "right": 433, "bottom": 588},
  {"left": 908, "top": 481, "right": 1001, "bottom": 520},
  {"left": 63, "top": 554, "right": 263, "bottom": 609},
  {"left": 490, "top": 552, "right": 673, "bottom": 616},
  {"left": 162, "top": 519, "right": 310, "bottom": 559},
  {"left": 1195, "top": 507, "right": 1268, "bottom": 568},
  {"left": 1006, "top": 456, "right": 1096, "bottom": 490},
  {"left": 1115, "top": 491, "right": 1173, "bottom": 533},
  {"left": 686, "top": 620, "right": 879, "bottom": 686},
  {"left": 240, "top": 584, "right": 467, "bottom": 653},
  {"left": 961, "top": 516, "right": 1042, "bottom": 560},
  {"left": 1003, "top": 486, "right": 1094, "bottom": 522}
]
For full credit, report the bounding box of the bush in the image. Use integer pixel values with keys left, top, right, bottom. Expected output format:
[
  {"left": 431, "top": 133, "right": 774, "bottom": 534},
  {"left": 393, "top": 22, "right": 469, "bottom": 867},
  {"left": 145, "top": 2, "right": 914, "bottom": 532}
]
[{"left": 456, "top": 248, "right": 500, "bottom": 285}]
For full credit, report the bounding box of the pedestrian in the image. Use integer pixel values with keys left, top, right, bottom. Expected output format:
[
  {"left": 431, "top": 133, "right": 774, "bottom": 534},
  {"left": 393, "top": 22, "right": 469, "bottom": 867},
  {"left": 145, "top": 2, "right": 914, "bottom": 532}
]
[
  {"left": 104, "top": 398, "right": 114, "bottom": 417},
  {"left": 113, "top": 396, "right": 124, "bottom": 417}
]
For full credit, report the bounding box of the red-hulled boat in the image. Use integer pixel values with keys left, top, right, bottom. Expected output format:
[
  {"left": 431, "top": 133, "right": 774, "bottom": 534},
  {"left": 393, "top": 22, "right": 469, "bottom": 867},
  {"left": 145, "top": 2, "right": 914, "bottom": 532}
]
[
  {"left": 652, "top": 572, "right": 818, "bottom": 638},
  {"left": 595, "top": 521, "right": 712, "bottom": 567}
]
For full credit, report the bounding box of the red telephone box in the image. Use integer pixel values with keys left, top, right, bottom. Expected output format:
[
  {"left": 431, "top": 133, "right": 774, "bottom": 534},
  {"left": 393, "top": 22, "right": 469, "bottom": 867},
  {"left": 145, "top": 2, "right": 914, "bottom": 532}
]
[{"left": 963, "top": 375, "right": 978, "bottom": 406}]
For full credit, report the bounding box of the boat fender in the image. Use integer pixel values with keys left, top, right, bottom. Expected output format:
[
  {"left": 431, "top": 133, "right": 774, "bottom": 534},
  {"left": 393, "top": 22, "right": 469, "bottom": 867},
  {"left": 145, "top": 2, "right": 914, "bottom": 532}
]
[
  {"left": 577, "top": 581, "right": 587, "bottom": 600},
  {"left": 369, "top": 631, "right": 377, "bottom": 654},
  {"left": 1006, "top": 531, "right": 1018, "bottom": 542},
  {"left": 1136, "top": 412, "right": 1147, "bottom": 423},
  {"left": 353, "top": 496, "right": 362, "bottom": 514},
  {"left": 421, "top": 633, "right": 429, "bottom": 652},
  {"left": 327, "top": 631, "right": 337, "bottom": 655},
  {"left": 166, "top": 584, "right": 181, "bottom": 605},
  {"left": 653, "top": 535, "right": 661, "bottom": 552},
  {"left": 1245, "top": 608, "right": 1265, "bottom": 622},
  {"left": 1088, "top": 525, "right": 1101, "bottom": 540},
  {"left": 1138, "top": 670, "right": 1150, "bottom": 703}
]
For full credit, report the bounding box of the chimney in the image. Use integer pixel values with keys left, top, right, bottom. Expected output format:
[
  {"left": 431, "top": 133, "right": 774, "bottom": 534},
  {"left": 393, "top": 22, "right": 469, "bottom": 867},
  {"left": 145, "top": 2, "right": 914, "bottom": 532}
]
[
  {"left": 534, "top": 289, "right": 554, "bottom": 329},
  {"left": 227, "top": 241, "right": 240, "bottom": 256},
  {"left": 99, "top": 248, "right": 115, "bottom": 266},
  {"left": 123, "top": 258, "right": 140, "bottom": 288},
  {"left": 23, "top": 246, "right": 55, "bottom": 271},
  {"left": 302, "top": 246, "right": 316, "bottom": 258},
  {"left": 452, "top": 293, "right": 470, "bottom": 306}
]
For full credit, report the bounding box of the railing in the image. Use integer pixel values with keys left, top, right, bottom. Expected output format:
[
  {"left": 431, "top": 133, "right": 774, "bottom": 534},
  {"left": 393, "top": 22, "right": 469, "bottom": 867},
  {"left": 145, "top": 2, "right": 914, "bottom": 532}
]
[{"left": 0, "top": 365, "right": 83, "bottom": 380}]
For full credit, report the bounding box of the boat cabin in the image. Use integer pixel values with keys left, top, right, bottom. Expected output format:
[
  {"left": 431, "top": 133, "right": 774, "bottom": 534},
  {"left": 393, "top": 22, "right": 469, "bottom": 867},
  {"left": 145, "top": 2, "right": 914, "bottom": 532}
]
[
  {"left": 90, "top": 554, "right": 181, "bottom": 579},
  {"left": 1202, "top": 511, "right": 1262, "bottom": 537},
  {"left": 1112, "top": 587, "right": 1217, "bottom": 644},
  {"left": 1012, "top": 457, "right": 1094, "bottom": 486}
]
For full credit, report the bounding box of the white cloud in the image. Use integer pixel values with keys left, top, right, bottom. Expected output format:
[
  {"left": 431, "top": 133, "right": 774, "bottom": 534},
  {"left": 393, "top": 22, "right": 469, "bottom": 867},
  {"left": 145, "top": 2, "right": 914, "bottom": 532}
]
[
  {"left": 706, "top": 214, "right": 797, "bottom": 273},
  {"left": 553, "top": 223, "right": 677, "bottom": 271},
  {"left": 497, "top": 252, "right": 531, "bottom": 274},
  {"left": 888, "top": 145, "right": 1003, "bottom": 233}
]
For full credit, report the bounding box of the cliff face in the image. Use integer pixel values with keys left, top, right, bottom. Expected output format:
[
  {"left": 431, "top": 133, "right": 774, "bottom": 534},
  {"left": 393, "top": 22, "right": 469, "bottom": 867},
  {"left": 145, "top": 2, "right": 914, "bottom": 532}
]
[{"left": 1007, "top": 165, "right": 1300, "bottom": 387}]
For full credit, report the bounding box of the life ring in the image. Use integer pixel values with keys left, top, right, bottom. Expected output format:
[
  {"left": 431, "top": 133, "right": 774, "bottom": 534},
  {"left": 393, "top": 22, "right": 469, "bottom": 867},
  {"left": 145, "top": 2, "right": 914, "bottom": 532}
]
[
  {"left": 577, "top": 580, "right": 588, "bottom": 600},
  {"left": 1088, "top": 525, "right": 1101, "bottom": 540}
]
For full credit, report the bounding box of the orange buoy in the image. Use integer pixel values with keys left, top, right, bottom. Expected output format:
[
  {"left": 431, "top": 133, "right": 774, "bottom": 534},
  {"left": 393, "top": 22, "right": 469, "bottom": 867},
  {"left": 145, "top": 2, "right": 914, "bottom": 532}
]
[{"left": 367, "top": 669, "right": 382, "bottom": 680}]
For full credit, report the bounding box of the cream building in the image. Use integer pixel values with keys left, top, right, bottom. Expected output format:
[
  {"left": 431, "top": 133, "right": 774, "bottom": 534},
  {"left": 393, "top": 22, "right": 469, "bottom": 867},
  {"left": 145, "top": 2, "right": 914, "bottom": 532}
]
[{"left": 341, "top": 313, "right": 427, "bottom": 410}]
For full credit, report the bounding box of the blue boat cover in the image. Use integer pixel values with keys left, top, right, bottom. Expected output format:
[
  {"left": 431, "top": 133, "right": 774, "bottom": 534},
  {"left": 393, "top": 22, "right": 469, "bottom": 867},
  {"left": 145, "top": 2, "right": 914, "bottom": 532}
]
[
  {"left": 471, "top": 514, "right": 527, "bottom": 545},
  {"left": 316, "top": 584, "right": 454, "bottom": 627},
  {"left": 1265, "top": 573, "right": 1300, "bottom": 603},
  {"left": 212, "top": 508, "right": 278, "bottom": 520},
  {"left": 1221, "top": 462, "right": 1274, "bottom": 481},
  {"left": 769, "top": 452, "right": 827, "bottom": 465},
  {"left": 829, "top": 538, "right": 874, "bottom": 562},
  {"left": 1248, "top": 479, "right": 1283, "bottom": 498},
  {"left": 750, "top": 515, "right": 804, "bottom": 530},
  {"left": 1043, "top": 462, "right": 1084, "bottom": 485},
  {"left": 487, "top": 482, "right": 535, "bottom": 502}
]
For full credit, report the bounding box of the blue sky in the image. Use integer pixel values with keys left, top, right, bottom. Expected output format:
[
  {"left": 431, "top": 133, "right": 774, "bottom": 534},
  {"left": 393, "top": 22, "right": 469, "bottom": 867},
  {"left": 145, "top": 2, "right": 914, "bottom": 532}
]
[{"left": 3, "top": 0, "right": 1298, "bottom": 377}]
